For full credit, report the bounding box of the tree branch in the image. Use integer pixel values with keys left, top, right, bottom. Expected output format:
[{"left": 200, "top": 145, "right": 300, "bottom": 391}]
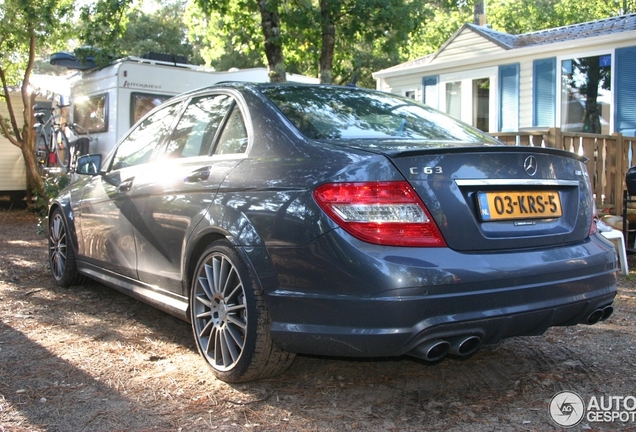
[{"left": 0, "top": 67, "right": 22, "bottom": 146}]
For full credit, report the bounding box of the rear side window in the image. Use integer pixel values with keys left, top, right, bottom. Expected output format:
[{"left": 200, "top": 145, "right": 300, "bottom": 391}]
[
  {"left": 73, "top": 94, "right": 108, "bottom": 133},
  {"left": 163, "top": 94, "right": 233, "bottom": 159},
  {"left": 260, "top": 86, "right": 499, "bottom": 146},
  {"left": 214, "top": 105, "right": 248, "bottom": 155}
]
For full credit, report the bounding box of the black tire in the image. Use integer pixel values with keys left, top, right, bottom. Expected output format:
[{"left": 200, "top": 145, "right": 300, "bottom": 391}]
[
  {"left": 190, "top": 240, "right": 295, "bottom": 383},
  {"left": 35, "top": 131, "right": 49, "bottom": 175},
  {"left": 54, "top": 129, "right": 71, "bottom": 171},
  {"left": 49, "top": 208, "right": 84, "bottom": 287}
]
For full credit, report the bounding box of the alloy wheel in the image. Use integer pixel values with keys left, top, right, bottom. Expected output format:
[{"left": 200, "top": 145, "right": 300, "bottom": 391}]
[{"left": 192, "top": 252, "right": 248, "bottom": 371}]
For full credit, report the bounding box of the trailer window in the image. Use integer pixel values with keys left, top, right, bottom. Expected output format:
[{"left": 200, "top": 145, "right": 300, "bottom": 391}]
[
  {"left": 73, "top": 94, "right": 108, "bottom": 133},
  {"left": 131, "top": 93, "right": 172, "bottom": 127}
]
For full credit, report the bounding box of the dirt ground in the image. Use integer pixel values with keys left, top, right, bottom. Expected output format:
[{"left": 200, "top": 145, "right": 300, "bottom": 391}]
[{"left": 1, "top": 207, "right": 635, "bottom": 432}]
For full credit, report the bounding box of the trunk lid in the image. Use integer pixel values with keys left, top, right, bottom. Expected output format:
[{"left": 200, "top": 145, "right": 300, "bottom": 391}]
[{"left": 386, "top": 146, "right": 593, "bottom": 252}]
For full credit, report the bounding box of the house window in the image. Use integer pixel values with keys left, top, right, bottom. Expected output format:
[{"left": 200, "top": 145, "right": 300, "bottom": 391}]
[
  {"left": 405, "top": 91, "right": 416, "bottom": 100},
  {"left": 472, "top": 78, "right": 490, "bottom": 132},
  {"left": 445, "top": 82, "right": 462, "bottom": 120},
  {"left": 422, "top": 76, "right": 439, "bottom": 108},
  {"left": 561, "top": 55, "right": 611, "bottom": 134}
]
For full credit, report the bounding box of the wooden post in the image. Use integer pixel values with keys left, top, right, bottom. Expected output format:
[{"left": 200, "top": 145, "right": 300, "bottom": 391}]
[
  {"left": 547, "top": 127, "right": 562, "bottom": 149},
  {"left": 613, "top": 132, "right": 626, "bottom": 216}
]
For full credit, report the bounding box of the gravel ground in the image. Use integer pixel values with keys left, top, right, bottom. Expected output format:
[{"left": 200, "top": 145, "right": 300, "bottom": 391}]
[{"left": 1, "top": 208, "right": 635, "bottom": 431}]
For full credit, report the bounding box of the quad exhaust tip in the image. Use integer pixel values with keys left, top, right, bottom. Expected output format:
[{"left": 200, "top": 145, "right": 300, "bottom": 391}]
[
  {"left": 409, "top": 335, "right": 482, "bottom": 362},
  {"left": 410, "top": 305, "right": 614, "bottom": 362}
]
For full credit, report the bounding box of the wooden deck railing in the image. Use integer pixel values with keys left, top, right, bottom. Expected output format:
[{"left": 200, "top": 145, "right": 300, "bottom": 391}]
[{"left": 491, "top": 128, "right": 636, "bottom": 216}]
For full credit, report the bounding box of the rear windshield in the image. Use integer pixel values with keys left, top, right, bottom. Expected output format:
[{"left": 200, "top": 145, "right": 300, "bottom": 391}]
[{"left": 260, "top": 85, "right": 499, "bottom": 145}]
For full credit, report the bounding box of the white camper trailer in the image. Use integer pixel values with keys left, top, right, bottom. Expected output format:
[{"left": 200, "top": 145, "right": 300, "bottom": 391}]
[{"left": 68, "top": 55, "right": 318, "bottom": 157}]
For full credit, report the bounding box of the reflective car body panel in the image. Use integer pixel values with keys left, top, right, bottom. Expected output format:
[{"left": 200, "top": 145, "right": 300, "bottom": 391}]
[{"left": 48, "top": 82, "right": 617, "bottom": 365}]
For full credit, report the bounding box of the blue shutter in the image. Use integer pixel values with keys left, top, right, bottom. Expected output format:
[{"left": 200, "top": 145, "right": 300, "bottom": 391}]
[
  {"left": 615, "top": 46, "right": 636, "bottom": 134},
  {"left": 498, "top": 63, "right": 519, "bottom": 132},
  {"left": 533, "top": 58, "right": 556, "bottom": 127},
  {"left": 422, "top": 75, "right": 439, "bottom": 108}
]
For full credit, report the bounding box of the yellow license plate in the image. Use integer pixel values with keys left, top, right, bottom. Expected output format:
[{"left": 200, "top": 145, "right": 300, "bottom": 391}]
[{"left": 477, "top": 191, "right": 562, "bottom": 221}]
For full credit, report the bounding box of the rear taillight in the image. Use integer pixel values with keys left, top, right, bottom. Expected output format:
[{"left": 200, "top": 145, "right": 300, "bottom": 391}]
[
  {"left": 313, "top": 181, "right": 446, "bottom": 247},
  {"left": 589, "top": 199, "right": 598, "bottom": 236}
]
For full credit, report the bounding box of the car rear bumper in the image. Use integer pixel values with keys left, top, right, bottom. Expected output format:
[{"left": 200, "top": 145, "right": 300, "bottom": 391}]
[{"left": 261, "top": 231, "right": 618, "bottom": 358}]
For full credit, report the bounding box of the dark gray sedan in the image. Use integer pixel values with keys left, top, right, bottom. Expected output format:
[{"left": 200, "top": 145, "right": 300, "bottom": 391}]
[{"left": 47, "top": 83, "right": 617, "bottom": 383}]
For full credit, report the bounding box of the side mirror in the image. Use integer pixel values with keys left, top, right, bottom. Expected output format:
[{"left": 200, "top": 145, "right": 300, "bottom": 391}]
[{"left": 75, "top": 154, "right": 102, "bottom": 175}]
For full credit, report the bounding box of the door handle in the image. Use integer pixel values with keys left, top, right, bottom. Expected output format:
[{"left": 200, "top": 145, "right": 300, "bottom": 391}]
[
  {"left": 185, "top": 167, "right": 211, "bottom": 183},
  {"left": 118, "top": 177, "right": 135, "bottom": 192}
]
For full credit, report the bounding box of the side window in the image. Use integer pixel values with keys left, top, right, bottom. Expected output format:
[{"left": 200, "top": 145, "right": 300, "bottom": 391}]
[
  {"left": 214, "top": 105, "right": 248, "bottom": 155},
  {"left": 111, "top": 103, "right": 181, "bottom": 170},
  {"left": 163, "top": 94, "right": 233, "bottom": 159}
]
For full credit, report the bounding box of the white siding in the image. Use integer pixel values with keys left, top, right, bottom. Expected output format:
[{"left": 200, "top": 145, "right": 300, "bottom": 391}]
[
  {"left": 431, "top": 29, "right": 506, "bottom": 64},
  {"left": 519, "top": 58, "right": 534, "bottom": 128},
  {"left": 378, "top": 74, "right": 426, "bottom": 101},
  {"left": 0, "top": 93, "right": 26, "bottom": 192}
]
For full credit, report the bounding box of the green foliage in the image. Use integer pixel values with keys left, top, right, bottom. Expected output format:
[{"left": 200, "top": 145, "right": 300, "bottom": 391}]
[
  {"left": 77, "top": 0, "right": 132, "bottom": 64},
  {"left": 0, "top": 0, "right": 73, "bottom": 86},
  {"left": 486, "top": 0, "right": 627, "bottom": 34},
  {"left": 113, "top": 1, "right": 204, "bottom": 63},
  {"left": 407, "top": 1, "right": 473, "bottom": 59},
  {"left": 185, "top": 0, "right": 265, "bottom": 70},
  {"left": 31, "top": 173, "right": 71, "bottom": 233},
  {"left": 190, "top": 0, "right": 426, "bottom": 86}
]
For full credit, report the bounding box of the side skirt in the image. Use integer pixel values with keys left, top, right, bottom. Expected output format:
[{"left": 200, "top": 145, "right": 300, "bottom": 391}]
[{"left": 77, "top": 261, "right": 190, "bottom": 322}]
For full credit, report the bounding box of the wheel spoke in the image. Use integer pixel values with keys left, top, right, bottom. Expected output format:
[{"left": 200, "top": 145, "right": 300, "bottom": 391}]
[
  {"left": 196, "top": 280, "right": 213, "bottom": 306},
  {"left": 226, "top": 314, "right": 247, "bottom": 330},
  {"left": 220, "top": 330, "right": 232, "bottom": 367},
  {"left": 225, "top": 322, "right": 245, "bottom": 350},
  {"left": 195, "top": 308, "right": 212, "bottom": 321},
  {"left": 226, "top": 303, "right": 245, "bottom": 313},
  {"left": 209, "top": 327, "right": 219, "bottom": 361},
  {"left": 200, "top": 267, "right": 214, "bottom": 299},
  {"left": 218, "top": 258, "right": 231, "bottom": 294},
  {"left": 56, "top": 256, "right": 64, "bottom": 277},
  {"left": 221, "top": 266, "right": 236, "bottom": 297},
  {"left": 226, "top": 282, "right": 243, "bottom": 303},
  {"left": 221, "top": 328, "right": 240, "bottom": 363}
]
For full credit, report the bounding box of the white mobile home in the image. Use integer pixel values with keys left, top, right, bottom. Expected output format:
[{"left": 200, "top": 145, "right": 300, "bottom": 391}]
[
  {"left": 0, "top": 91, "right": 51, "bottom": 203},
  {"left": 373, "top": 14, "right": 636, "bottom": 137},
  {"left": 0, "top": 95, "right": 27, "bottom": 201}
]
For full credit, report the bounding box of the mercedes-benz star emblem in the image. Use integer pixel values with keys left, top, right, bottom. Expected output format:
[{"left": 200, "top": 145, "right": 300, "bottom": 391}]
[{"left": 524, "top": 156, "right": 538, "bottom": 176}]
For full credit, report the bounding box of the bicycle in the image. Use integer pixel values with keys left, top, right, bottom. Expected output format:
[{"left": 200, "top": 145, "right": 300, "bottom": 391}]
[{"left": 34, "top": 105, "right": 93, "bottom": 173}]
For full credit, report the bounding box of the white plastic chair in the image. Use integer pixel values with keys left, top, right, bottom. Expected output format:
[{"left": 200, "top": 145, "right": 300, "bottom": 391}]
[{"left": 601, "top": 229, "right": 628, "bottom": 275}]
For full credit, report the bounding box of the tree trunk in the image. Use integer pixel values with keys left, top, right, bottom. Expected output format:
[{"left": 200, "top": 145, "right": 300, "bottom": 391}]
[
  {"left": 21, "top": 137, "right": 44, "bottom": 197},
  {"left": 319, "top": 0, "right": 336, "bottom": 85},
  {"left": 582, "top": 59, "right": 602, "bottom": 134},
  {"left": 256, "top": 0, "right": 286, "bottom": 82},
  {"left": 0, "top": 31, "right": 45, "bottom": 198}
]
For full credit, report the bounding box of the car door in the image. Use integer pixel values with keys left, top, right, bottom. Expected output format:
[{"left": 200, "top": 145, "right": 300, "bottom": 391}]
[
  {"left": 131, "top": 92, "right": 250, "bottom": 294},
  {"left": 77, "top": 101, "right": 183, "bottom": 279}
]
